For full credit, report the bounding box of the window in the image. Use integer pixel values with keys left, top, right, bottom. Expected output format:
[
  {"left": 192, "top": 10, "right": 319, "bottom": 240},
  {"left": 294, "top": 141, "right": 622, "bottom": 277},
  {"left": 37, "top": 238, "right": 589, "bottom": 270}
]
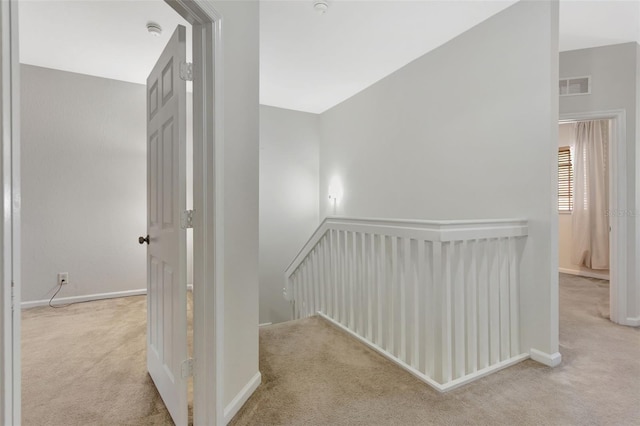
[{"left": 558, "top": 146, "right": 573, "bottom": 212}]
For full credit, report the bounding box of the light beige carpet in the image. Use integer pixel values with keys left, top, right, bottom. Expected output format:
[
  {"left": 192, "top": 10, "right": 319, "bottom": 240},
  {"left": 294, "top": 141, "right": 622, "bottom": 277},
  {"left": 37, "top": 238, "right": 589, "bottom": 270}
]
[
  {"left": 22, "top": 275, "right": 640, "bottom": 425},
  {"left": 22, "top": 294, "right": 194, "bottom": 425},
  {"left": 231, "top": 274, "right": 640, "bottom": 425}
]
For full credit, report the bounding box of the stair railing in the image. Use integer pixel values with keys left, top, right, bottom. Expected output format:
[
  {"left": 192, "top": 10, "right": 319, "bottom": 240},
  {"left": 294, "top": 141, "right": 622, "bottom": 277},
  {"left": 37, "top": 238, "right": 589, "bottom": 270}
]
[{"left": 284, "top": 216, "right": 529, "bottom": 391}]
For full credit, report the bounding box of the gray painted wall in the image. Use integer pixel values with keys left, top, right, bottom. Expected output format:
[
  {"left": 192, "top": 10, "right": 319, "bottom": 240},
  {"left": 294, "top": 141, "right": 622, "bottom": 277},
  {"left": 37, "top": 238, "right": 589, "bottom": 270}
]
[
  {"left": 21, "top": 64, "right": 147, "bottom": 303},
  {"left": 259, "top": 105, "right": 320, "bottom": 324},
  {"left": 21, "top": 65, "right": 194, "bottom": 304},
  {"left": 559, "top": 42, "right": 640, "bottom": 320},
  {"left": 319, "top": 1, "right": 560, "bottom": 355}
]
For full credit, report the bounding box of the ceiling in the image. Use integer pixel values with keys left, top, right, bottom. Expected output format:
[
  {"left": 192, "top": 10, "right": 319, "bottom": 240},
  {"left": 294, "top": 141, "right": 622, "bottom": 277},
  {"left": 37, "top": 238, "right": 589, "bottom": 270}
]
[
  {"left": 19, "top": 1, "right": 640, "bottom": 114},
  {"left": 19, "top": 0, "right": 191, "bottom": 86},
  {"left": 559, "top": 0, "right": 639, "bottom": 52},
  {"left": 260, "top": 0, "right": 517, "bottom": 113}
]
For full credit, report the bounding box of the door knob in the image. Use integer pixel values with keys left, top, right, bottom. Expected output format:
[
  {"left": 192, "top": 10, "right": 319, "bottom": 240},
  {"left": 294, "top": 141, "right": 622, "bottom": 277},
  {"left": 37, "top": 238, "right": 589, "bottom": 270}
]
[{"left": 139, "top": 235, "right": 150, "bottom": 245}]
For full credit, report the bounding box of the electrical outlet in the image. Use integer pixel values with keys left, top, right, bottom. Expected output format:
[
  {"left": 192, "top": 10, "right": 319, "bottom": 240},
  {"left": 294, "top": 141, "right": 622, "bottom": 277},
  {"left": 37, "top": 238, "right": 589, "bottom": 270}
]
[{"left": 57, "top": 272, "right": 69, "bottom": 286}]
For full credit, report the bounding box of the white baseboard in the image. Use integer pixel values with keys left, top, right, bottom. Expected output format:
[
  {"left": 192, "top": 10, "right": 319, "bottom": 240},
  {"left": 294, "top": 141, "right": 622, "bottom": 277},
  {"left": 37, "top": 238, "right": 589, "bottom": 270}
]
[
  {"left": 187, "top": 283, "right": 194, "bottom": 292},
  {"left": 559, "top": 268, "right": 609, "bottom": 280},
  {"left": 223, "top": 371, "right": 261, "bottom": 424},
  {"left": 258, "top": 322, "right": 272, "bottom": 327},
  {"left": 530, "top": 348, "right": 562, "bottom": 367},
  {"left": 442, "top": 353, "right": 531, "bottom": 392},
  {"left": 318, "top": 312, "right": 528, "bottom": 392},
  {"left": 21, "top": 288, "right": 147, "bottom": 309},
  {"left": 624, "top": 316, "right": 640, "bottom": 327}
]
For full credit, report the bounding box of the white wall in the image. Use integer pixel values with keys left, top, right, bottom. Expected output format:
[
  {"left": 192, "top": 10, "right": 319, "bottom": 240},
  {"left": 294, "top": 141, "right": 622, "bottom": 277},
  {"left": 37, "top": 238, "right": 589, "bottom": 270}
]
[
  {"left": 214, "top": 0, "right": 260, "bottom": 413},
  {"left": 20, "top": 65, "right": 194, "bottom": 304},
  {"left": 557, "top": 122, "right": 609, "bottom": 279},
  {"left": 559, "top": 42, "right": 639, "bottom": 320},
  {"left": 319, "top": 1, "right": 559, "bottom": 356},
  {"left": 259, "top": 105, "right": 320, "bottom": 325},
  {"left": 20, "top": 65, "right": 147, "bottom": 303}
]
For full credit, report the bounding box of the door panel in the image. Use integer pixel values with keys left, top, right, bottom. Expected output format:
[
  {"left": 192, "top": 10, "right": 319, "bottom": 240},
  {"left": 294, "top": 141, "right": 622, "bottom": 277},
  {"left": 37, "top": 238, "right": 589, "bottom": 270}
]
[{"left": 146, "top": 25, "right": 188, "bottom": 426}]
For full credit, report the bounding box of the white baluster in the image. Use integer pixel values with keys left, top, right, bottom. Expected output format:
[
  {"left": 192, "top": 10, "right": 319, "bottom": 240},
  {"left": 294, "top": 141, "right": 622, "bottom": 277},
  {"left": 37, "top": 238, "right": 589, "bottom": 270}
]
[
  {"left": 356, "top": 232, "right": 367, "bottom": 336},
  {"left": 294, "top": 269, "right": 300, "bottom": 318},
  {"left": 308, "top": 258, "right": 313, "bottom": 316},
  {"left": 349, "top": 231, "right": 355, "bottom": 330},
  {"left": 313, "top": 246, "right": 320, "bottom": 315},
  {"left": 322, "top": 235, "right": 329, "bottom": 315},
  {"left": 411, "top": 238, "right": 420, "bottom": 370},
  {"left": 366, "top": 233, "right": 374, "bottom": 341},
  {"left": 291, "top": 273, "right": 297, "bottom": 319},
  {"left": 308, "top": 252, "right": 314, "bottom": 316},
  {"left": 425, "top": 240, "right": 435, "bottom": 378},
  {"left": 330, "top": 229, "right": 337, "bottom": 319},
  {"left": 336, "top": 229, "right": 341, "bottom": 320},
  {"left": 335, "top": 231, "right": 341, "bottom": 322},
  {"left": 489, "top": 239, "right": 500, "bottom": 365},
  {"left": 431, "top": 240, "right": 444, "bottom": 384},
  {"left": 454, "top": 240, "right": 465, "bottom": 380},
  {"left": 509, "top": 237, "right": 520, "bottom": 356},
  {"left": 341, "top": 230, "right": 348, "bottom": 326},
  {"left": 390, "top": 236, "right": 398, "bottom": 357},
  {"left": 400, "top": 237, "right": 408, "bottom": 362},
  {"left": 478, "top": 239, "right": 489, "bottom": 370},
  {"left": 343, "top": 231, "right": 349, "bottom": 326},
  {"left": 398, "top": 238, "right": 413, "bottom": 364},
  {"left": 306, "top": 257, "right": 312, "bottom": 317},
  {"left": 466, "top": 239, "right": 478, "bottom": 374},
  {"left": 379, "top": 234, "right": 387, "bottom": 351},
  {"left": 499, "top": 238, "right": 510, "bottom": 361},
  {"left": 318, "top": 237, "right": 325, "bottom": 314},
  {"left": 441, "top": 241, "right": 453, "bottom": 385},
  {"left": 375, "top": 234, "right": 383, "bottom": 347},
  {"left": 302, "top": 259, "right": 308, "bottom": 318}
]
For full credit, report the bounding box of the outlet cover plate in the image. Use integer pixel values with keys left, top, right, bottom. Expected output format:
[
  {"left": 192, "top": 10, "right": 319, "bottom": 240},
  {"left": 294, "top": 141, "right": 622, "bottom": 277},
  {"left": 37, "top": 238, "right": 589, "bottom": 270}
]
[{"left": 58, "top": 272, "right": 69, "bottom": 286}]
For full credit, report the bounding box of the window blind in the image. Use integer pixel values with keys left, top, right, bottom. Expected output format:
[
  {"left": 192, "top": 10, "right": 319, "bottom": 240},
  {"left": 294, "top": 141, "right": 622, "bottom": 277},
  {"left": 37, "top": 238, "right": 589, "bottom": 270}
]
[{"left": 558, "top": 146, "right": 573, "bottom": 212}]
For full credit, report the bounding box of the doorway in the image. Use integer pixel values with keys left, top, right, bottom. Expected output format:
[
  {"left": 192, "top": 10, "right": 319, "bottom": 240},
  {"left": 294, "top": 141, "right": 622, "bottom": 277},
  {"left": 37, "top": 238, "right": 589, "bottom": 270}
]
[
  {"left": 557, "top": 119, "right": 611, "bottom": 317},
  {"left": 558, "top": 110, "right": 628, "bottom": 325},
  {"left": 0, "top": 0, "right": 224, "bottom": 424},
  {"left": 18, "top": 9, "right": 193, "bottom": 426}
]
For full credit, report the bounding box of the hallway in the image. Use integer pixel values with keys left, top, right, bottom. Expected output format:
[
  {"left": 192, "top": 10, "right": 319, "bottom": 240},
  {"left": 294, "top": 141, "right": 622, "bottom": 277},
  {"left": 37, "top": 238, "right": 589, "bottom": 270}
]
[{"left": 232, "top": 274, "right": 639, "bottom": 425}]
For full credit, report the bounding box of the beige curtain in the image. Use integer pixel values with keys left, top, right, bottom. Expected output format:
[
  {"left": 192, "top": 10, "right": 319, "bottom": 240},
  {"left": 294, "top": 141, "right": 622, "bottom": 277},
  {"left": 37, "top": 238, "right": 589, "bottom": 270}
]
[{"left": 571, "top": 120, "right": 609, "bottom": 269}]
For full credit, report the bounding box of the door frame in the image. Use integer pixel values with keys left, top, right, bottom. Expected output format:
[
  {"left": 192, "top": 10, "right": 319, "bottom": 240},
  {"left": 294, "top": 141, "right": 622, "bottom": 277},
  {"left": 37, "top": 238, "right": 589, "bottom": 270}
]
[
  {"left": 559, "top": 109, "right": 629, "bottom": 325},
  {"left": 0, "top": 0, "right": 226, "bottom": 424},
  {"left": 0, "top": 1, "right": 21, "bottom": 424}
]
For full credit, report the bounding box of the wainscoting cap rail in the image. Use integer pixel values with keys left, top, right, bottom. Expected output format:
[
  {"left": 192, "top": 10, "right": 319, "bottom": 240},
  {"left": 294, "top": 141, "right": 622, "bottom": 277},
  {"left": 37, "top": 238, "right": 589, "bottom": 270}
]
[
  {"left": 283, "top": 216, "right": 528, "bottom": 301},
  {"left": 323, "top": 216, "right": 528, "bottom": 227}
]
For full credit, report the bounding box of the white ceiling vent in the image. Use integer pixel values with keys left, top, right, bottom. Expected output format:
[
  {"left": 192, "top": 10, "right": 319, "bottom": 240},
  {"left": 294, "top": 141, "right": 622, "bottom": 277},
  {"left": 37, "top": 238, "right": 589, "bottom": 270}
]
[{"left": 559, "top": 76, "right": 590, "bottom": 96}]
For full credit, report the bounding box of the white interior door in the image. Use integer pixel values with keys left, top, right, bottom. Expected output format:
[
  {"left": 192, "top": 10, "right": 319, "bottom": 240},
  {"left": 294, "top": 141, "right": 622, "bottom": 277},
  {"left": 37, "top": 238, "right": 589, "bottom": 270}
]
[{"left": 145, "top": 25, "right": 188, "bottom": 426}]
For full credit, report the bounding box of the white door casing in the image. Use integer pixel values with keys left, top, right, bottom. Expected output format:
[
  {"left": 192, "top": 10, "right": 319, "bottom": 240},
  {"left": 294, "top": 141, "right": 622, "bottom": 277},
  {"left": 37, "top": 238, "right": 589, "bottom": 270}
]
[
  {"left": 0, "top": 1, "right": 21, "bottom": 424},
  {"left": 146, "top": 25, "right": 188, "bottom": 426}
]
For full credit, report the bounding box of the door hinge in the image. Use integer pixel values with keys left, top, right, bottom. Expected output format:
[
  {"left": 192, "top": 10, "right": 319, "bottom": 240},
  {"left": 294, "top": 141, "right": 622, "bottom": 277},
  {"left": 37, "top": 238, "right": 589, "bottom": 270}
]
[
  {"left": 181, "top": 358, "right": 194, "bottom": 378},
  {"left": 181, "top": 210, "right": 194, "bottom": 229},
  {"left": 180, "top": 62, "right": 193, "bottom": 82}
]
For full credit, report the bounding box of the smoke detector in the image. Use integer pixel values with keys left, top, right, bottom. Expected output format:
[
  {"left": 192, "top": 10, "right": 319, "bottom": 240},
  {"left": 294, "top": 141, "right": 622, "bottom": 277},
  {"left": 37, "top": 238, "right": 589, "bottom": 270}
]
[
  {"left": 146, "top": 22, "right": 163, "bottom": 37},
  {"left": 313, "top": 1, "right": 329, "bottom": 14}
]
